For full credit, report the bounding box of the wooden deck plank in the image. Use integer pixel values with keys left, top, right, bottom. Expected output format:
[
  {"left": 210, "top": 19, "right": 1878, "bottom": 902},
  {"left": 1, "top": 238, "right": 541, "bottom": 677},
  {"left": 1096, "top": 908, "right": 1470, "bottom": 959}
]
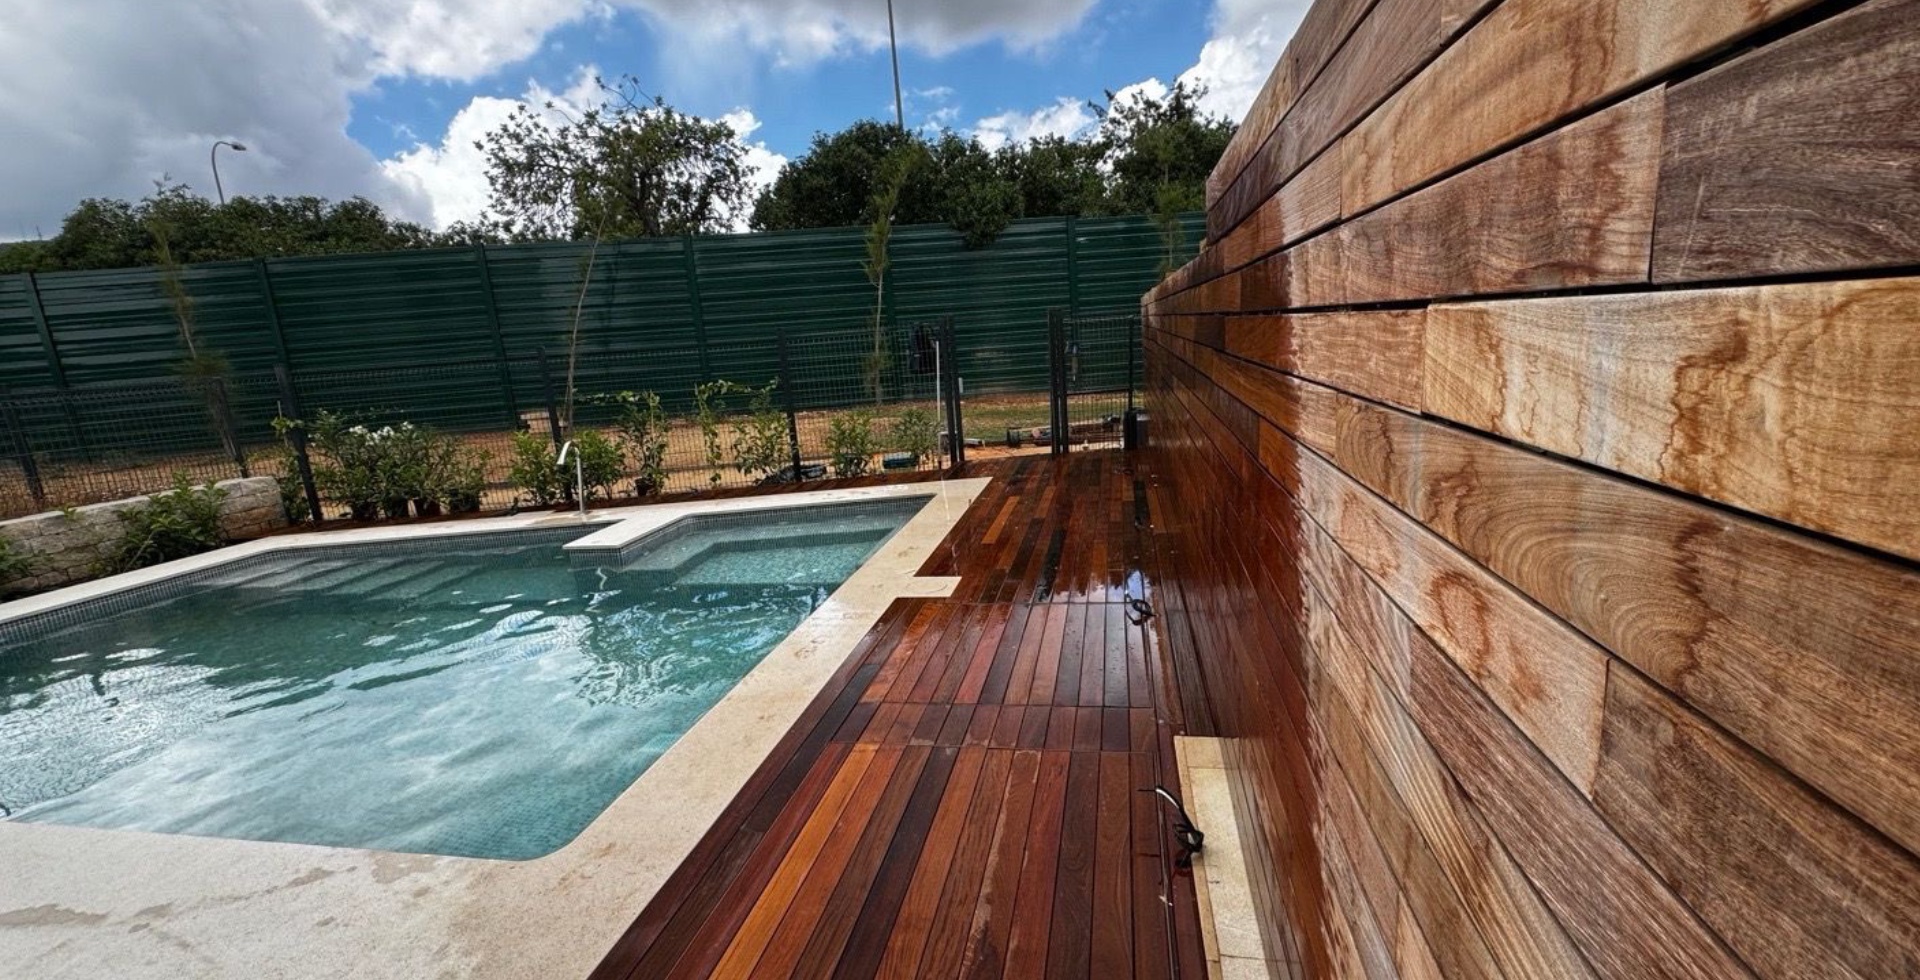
[{"left": 590, "top": 456, "right": 1203, "bottom": 979}]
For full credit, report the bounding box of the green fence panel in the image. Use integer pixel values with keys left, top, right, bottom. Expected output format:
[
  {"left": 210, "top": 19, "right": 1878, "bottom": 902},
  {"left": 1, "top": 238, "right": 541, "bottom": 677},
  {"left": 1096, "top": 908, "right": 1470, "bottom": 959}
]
[
  {"left": 3, "top": 212, "right": 1200, "bottom": 407},
  {"left": 0, "top": 276, "right": 50, "bottom": 390}
]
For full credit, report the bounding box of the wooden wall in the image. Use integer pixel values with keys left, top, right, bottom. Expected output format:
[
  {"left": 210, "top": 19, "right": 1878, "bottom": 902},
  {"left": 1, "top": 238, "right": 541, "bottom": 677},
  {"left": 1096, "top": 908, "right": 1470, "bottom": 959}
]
[{"left": 1143, "top": 0, "right": 1920, "bottom": 977}]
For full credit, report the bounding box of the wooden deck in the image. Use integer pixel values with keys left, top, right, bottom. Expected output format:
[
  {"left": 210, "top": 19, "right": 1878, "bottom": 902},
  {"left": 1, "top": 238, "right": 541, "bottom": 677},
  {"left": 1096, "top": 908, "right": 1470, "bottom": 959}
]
[{"left": 588, "top": 452, "right": 1209, "bottom": 980}]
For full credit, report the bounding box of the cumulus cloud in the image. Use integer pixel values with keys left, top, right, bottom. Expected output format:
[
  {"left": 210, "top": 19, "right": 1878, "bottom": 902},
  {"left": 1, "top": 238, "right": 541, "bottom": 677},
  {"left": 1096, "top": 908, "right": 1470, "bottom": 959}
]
[
  {"left": 0, "top": 0, "right": 429, "bottom": 238},
  {"left": 972, "top": 97, "right": 1099, "bottom": 151},
  {"left": 0, "top": 0, "right": 1094, "bottom": 240},
  {"left": 962, "top": 0, "right": 1305, "bottom": 162},
  {"left": 1176, "top": 0, "right": 1310, "bottom": 122}
]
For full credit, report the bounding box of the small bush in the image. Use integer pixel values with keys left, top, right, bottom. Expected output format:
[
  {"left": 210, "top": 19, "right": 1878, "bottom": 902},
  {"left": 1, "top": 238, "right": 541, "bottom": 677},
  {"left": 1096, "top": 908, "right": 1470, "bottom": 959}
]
[
  {"left": 595, "top": 390, "right": 670, "bottom": 495},
  {"left": 826, "top": 410, "right": 877, "bottom": 477},
  {"left": 889, "top": 407, "right": 939, "bottom": 466},
  {"left": 439, "top": 447, "right": 491, "bottom": 513},
  {"left": 570, "top": 428, "right": 626, "bottom": 502},
  {"left": 731, "top": 381, "right": 789, "bottom": 479},
  {"left": 510, "top": 430, "right": 565, "bottom": 505},
  {"left": 103, "top": 474, "right": 227, "bottom": 574}
]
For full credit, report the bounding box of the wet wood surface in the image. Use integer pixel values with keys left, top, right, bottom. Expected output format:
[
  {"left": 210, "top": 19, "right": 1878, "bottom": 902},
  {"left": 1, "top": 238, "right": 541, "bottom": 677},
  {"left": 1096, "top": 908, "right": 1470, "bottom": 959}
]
[
  {"left": 1151, "top": 0, "right": 1920, "bottom": 977},
  {"left": 588, "top": 454, "right": 1207, "bottom": 980}
]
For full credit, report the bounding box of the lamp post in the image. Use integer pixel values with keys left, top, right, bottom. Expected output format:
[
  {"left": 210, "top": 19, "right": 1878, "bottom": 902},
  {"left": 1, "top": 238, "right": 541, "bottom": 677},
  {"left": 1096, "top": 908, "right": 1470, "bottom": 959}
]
[
  {"left": 886, "top": 0, "right": 903, "bottom": 129},
  {"left": 211, "top": 140, "right": 247, "bottom": 204}
]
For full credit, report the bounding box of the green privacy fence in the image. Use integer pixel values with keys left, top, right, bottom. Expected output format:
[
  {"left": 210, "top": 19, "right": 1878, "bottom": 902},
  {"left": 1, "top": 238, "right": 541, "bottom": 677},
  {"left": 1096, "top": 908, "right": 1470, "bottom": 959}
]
[{"left": 0, "top": 212, "right": 1200, "bottom": 411}]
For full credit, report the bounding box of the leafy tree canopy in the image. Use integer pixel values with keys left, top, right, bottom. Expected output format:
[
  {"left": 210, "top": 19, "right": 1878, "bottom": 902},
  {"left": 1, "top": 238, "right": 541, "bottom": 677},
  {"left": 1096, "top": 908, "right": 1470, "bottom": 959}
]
[
  {"left": 475, "top": 75, "right": 753, "bottom": 242},
  {"left": 752, "top": 80, "right": 1233, "bottom": 247},
  {"left": 0, "top": 182, "right": 445, "bottom": 274}
]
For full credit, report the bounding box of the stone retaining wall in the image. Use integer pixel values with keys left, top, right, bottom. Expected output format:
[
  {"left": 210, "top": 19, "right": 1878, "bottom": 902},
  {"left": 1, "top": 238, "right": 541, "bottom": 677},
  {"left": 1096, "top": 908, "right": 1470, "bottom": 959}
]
[{"left": 0, "top": 477, "right": 285, "bottom": 595}]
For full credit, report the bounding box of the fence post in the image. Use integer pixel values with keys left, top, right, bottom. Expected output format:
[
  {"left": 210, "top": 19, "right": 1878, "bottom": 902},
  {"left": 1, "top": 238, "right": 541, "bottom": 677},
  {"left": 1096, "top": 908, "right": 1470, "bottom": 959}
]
[
  {"left": 1064, "top": 215, "right": 1081, "bottom": 316},
  {"left": 940, "top": 316, "right": 966, "bottom": 468},
  {"left": 253, "top": 260, "right": 292, "bottom": 365},
  {"left": 1126, "top": 313, "right": 1138, "bottom": 417},
  {"left": 211, "top": 376, "right": 250, "bottom": 477},
  {"left": 471, "top": 244, "right": 521, "bottom": 427},
  {"left": 0, "top": 388, "right": 46, "bottom": 508},
  {"left": 1047, "top": 308, "right": 1069, "bottom": 456},
  {"left": 536, "top": 348, "right": 565, "bottom": 451},
  {"left": 776, "top": 327, "right": 803, "bottom": 481},
  {"left": 683, "top": 236, "right": 713, "bottom": 382},
  {"left": 273, "top": 364, "right": 323, "bottom": 523}
]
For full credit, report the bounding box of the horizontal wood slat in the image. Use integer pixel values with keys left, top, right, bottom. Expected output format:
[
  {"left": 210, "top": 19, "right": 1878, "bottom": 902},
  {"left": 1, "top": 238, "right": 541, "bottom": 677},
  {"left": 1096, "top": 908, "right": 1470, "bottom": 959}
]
[
  {"left": 1151, "top": 0, "right": 1920, "bottom": 974},
  {"left": 1341, "top": 0, "right": 1818, "bottom": 214},
  {"left": 1653, "top": 0, "right": 1920, "bottom": 281},
  {"left": 1425, "top": 276, "right": 1920, "bottom": 560}
]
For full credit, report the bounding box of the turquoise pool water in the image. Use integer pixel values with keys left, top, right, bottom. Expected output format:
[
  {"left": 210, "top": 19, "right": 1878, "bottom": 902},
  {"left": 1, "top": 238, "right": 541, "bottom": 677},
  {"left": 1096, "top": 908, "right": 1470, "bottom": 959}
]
[{"left": 0, "top": 497, "right": 924, "bottom": 860}]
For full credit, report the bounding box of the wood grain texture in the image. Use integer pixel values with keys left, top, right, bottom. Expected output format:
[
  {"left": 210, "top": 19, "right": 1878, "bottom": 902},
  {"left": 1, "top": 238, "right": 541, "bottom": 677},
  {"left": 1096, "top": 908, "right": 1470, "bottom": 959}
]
[
  {"left": 1306, "top": 587, "right": 1595, "bottom": 980},
  {"left": 1148, "top": 345, "right": 1756, "bottom": 980},
  {"left": 1219, "top": 148, "right": 1343, "bottom": 274},
  {"left": 1595, "top": 665, "right": 1920, "bottom": 980},
  {"left": 1216, "top": 0, "right": 1470, "bottom": 238},
  {"left": 1342, "top": 0, "right": 1819, "bottom": 213},
  {"left": 1260, "top": 418, "right": 1609, "bottom": 791},
  {"left": 1341, "top": 383, "right": 1920, "bottom": 859},
  {"left": 1425, "top": 276, "right": 1920, "bottom": 559},
  {"left": 1654, "top": 0, "right": 1920, "bottom": 281},
  {"left": 1328, "top": 87, "right": 1663, "bottom": 305},
  {"left": 1223, "top": 310, "right": 1424, "bottom": 410}
]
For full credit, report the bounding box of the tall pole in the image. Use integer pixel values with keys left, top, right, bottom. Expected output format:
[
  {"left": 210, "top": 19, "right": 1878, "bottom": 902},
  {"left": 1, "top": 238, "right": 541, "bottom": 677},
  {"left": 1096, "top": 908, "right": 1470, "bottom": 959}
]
[
  {"left": 210, "top": 140, "right": 247, "bottom": 204},
  {"left": 886, "top": 0, "right": 904, "bottom": 129}
]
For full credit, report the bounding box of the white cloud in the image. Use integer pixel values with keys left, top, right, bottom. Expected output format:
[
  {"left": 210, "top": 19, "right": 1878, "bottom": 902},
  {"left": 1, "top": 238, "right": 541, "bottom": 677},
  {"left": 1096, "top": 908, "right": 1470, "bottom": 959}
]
[
  {"left": 307, "top": 0, "right": 606, "bottom": 82},
  {"left": 1176, "top": 0, "right": 1310, "bottom": 122},
  {"left": 719, "top": 108, "right": 789, "bottom": 231},
  {"left": 972, "top": 97, "right": 1099, "bottom": 151},
  {"left": 0, "top": 0, "right": 431, "bottom": 238},
  {"left": 0, "top": 0, "right": 1098, "bottom": 240}
]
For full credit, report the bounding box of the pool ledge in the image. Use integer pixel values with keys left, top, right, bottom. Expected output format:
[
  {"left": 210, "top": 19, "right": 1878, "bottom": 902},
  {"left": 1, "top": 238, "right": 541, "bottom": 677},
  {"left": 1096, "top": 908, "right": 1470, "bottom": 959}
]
[{"left": 0, "top": 476, "right": 990, "bottom": 980}]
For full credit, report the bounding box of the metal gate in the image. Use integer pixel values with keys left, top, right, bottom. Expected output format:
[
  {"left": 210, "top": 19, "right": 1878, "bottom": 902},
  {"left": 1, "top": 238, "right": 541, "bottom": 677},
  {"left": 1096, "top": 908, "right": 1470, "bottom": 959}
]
[{"left": 1046, "top": 309, "right": 1140, "bottom": 455}]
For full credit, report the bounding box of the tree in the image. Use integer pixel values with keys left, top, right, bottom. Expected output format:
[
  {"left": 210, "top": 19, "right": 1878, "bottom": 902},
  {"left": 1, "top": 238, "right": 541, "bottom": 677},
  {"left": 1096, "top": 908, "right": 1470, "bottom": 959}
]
[
  {"left": 750, "top": 121, "right": 939, "bottom": 232},
  {"left": 3, "top": 182, "right": 445, "bottom": 273},
  {"left": 1097, "top": 80, "right": 1234, "bottom": 218},
  {"left": 1004, "top": 135, "right": 1107, "bottom": 219},
  {"left": 477, "top": 75, "right": 754, "bottom": 241}
]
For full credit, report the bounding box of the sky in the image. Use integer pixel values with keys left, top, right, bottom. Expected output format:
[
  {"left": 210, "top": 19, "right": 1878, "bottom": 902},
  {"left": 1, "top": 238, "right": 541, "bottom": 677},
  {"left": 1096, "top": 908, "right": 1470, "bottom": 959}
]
[{"left": 0, "top": 0, "right": 1310, "bottom": 239}]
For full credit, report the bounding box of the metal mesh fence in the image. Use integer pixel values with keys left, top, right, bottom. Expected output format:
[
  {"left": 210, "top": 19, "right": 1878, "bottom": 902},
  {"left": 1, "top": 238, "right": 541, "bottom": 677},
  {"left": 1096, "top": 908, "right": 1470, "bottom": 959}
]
[
  {"left": 1057, "top": 312, "right": 1140, "bottom": 452},
  {"left": 0, "top": 318, "right": 1043, "bottom": 522}
]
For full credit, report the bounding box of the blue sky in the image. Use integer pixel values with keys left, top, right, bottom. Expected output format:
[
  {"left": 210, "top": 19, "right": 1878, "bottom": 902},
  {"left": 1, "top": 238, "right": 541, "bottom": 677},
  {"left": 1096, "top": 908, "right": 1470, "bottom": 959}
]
[
  {"left": 0, "top": 0, "right": 1308, "bottom": 238},
  {"left": 348, "top": 1, "right": 1212, "bottom": 161}
]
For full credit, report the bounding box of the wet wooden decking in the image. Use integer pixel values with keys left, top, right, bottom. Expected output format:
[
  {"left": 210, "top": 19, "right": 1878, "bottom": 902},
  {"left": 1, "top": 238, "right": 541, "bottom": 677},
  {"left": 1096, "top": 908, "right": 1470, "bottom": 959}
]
[{"left": 588, "top": 453, "right": 1208, "bottom": 980}]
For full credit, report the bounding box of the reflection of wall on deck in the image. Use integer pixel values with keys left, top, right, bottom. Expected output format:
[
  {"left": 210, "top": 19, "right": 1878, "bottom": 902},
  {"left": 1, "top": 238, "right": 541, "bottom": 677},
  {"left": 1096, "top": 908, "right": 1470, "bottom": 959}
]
[{"left": 1143, "top": 0, "right": 1920, "bottom": 977}]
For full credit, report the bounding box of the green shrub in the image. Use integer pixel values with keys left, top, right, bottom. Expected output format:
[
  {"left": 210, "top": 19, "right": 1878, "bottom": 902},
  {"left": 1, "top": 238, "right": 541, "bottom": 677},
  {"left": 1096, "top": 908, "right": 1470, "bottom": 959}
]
[
  {"left": 826, "top": 410, "right": 876, "bottom": 477},
  {"left": 103, "top": 474, "right": 226, "bottom": 573},
  {"left": 730, "top": 381, "right": 788, "bottom": 479},
  {"left": 693, "top": 379, "right": 787, "bottom": 483},
  {"left": 889, "top": 407, "right": 939, "bottom": 466},
  {"left": 570, "top": 428, "right": 626, "bottom": 502},
  {"left": 439, "top": 447, "right": 491, "bottom": 513},
  {"left": 509, "top": 430, "right": 565, "bottom": 505},
  {"left": 595, "top": 390, "right": 670, "bottom": 495}
]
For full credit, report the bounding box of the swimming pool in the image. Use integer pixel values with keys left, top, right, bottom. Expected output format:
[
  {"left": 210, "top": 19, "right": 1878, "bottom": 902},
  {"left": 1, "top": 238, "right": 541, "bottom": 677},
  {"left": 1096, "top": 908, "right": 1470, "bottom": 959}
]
[{"left": 0, "top": 496, "right": 927, "bottom": 860}]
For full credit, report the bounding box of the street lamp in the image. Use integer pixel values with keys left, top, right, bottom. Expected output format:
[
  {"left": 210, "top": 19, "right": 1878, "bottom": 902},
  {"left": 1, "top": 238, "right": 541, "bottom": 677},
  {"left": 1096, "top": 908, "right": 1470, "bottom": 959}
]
[
  {"left": 886, "top": 0, "right": 903, "bottom": 129},
  {"left": 211, "top": 140, "right": 247, "bottom": 204}
]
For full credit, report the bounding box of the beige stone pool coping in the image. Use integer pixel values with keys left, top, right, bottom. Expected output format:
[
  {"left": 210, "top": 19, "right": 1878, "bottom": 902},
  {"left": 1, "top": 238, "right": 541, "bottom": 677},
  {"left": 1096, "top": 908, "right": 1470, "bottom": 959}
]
[
  {"left": 1177, "top": 735, "right": 1284, "bottom": 980},
  {"left": 0, "top": 478, "right": 989, "bottom": 980}
]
